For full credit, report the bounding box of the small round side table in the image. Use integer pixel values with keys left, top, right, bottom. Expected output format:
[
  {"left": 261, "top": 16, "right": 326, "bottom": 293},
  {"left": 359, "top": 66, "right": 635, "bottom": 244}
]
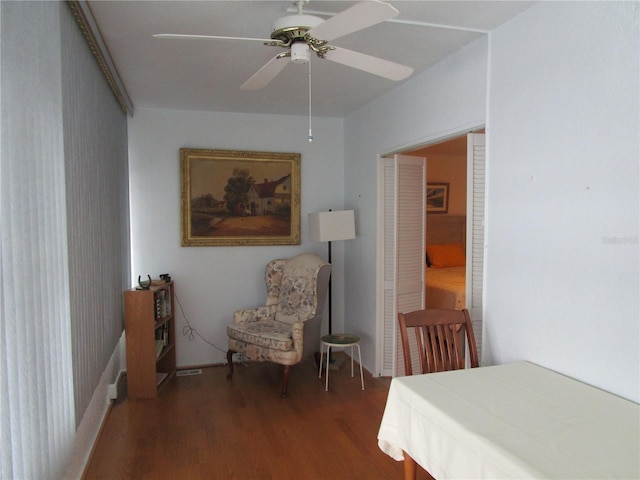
[{"left": 318, "top": 333, "right": 365, "bottom": 391}]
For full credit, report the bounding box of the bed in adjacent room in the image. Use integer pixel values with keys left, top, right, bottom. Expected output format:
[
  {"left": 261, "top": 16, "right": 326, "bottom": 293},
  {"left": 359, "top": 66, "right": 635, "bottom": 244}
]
[{"left": 425, "top": 215, "right": 466, "bottom": 310}]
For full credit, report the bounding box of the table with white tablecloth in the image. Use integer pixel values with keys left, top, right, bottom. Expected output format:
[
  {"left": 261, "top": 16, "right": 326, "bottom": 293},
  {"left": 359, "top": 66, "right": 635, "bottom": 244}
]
[{"left": 378, "top": 361, "right": 640, "bottom": 479}]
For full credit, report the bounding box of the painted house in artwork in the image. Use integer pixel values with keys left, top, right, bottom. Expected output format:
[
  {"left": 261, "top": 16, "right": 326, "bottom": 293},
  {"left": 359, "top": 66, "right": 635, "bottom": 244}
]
[{"left": 247, "top": 174, "right": 291, "bottom": 215}]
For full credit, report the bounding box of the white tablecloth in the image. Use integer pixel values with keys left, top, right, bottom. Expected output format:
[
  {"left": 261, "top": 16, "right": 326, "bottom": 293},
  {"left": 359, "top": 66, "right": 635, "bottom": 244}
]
[{"left": 378, "top": 362, "right": 640, "bottom": 479}]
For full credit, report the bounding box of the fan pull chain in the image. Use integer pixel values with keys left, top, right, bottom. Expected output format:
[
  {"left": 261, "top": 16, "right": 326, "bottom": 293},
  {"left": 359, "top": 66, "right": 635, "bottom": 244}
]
[{"left": 308, "top": 56, "right": 313, "bottom": 142}]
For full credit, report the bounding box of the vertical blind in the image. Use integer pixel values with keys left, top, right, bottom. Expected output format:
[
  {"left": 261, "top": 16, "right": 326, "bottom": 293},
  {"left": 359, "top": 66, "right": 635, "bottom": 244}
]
[
  {"left": 61, "top": 0, "right": 130, "bottom": 428},
  {"left": 1, "top": 2, "right": 130, "bottom": 477},
  {"left": 1, "top": 3, "right": 76, "bottom": 478}
]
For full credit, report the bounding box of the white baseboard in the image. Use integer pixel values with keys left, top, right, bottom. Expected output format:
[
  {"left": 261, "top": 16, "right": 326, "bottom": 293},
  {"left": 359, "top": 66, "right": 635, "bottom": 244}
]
[
  {"left": 63, "top": 330, "right": 126, "bottom": 480},
  {"left": 107, "top": 369, "right": 127, "bottom": 400}
]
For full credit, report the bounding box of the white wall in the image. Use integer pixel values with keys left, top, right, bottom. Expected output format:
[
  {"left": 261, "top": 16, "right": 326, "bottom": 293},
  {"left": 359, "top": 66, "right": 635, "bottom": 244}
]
[
  {"left": 128, "top": 109, "right": 344, "bottom": 366},
  {"left": 343, "top": 1, "right": 638, "bottom": 402},
  {"left": 485, "top": 2, "right": 639, "bottom": 401},
  {"left": 344, "top": 37, "right": 488, "bottom": 373}
]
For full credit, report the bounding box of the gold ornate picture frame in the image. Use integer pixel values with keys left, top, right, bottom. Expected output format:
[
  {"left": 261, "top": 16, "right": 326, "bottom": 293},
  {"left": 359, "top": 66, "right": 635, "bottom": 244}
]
[{"left": 180, "top": 148, "right": 301, "bottom": 246}]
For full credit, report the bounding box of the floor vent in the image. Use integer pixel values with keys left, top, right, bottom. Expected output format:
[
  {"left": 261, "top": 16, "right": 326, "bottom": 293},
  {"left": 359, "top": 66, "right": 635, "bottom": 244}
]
[{"left": 176, "top": 368, "right": 202, "bottom": 376}]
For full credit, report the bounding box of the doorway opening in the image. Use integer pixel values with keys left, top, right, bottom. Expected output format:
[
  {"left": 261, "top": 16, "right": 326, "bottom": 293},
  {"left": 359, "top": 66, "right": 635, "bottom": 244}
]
[
  {"left": 408, "top": 134, "right": 468, "bottom": 308},
  {"left": 376, "top": 131, "right": 485, "bottom": 377}
]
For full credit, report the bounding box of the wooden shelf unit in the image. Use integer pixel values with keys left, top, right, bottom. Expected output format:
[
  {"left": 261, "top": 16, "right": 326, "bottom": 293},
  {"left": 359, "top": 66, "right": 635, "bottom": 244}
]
[{"left": 124, "top": 281, "right": 176, "bottom": 398}]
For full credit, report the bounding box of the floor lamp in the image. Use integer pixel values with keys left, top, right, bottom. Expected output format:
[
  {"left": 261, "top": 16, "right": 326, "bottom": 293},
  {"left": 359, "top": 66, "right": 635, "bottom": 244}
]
[{"left": 308, "top": 210, "right": 356, "bottom": 337}]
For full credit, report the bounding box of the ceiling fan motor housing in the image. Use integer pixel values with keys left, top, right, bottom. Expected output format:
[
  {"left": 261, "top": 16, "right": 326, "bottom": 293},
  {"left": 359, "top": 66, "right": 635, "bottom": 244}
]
[{"left": 271, "top": 14, "right": 324, "bottom": 44}]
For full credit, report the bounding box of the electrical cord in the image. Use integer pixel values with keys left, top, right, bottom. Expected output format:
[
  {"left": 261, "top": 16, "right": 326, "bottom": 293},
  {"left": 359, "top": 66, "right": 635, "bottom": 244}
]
[{"left": 173, "top": 292, "right": 227, "bottom": 354}]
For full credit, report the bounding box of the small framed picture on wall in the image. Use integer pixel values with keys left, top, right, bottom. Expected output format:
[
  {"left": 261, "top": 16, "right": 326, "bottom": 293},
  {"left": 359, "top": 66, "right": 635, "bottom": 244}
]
[{"left": 426, "top": 183, "right": 449, "bottom": 214}]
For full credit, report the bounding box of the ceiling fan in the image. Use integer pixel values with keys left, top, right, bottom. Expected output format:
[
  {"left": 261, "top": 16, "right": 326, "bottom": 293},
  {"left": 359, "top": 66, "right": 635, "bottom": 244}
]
[{"left": 154, "top": 0, "right": 414, "bottom": 90}]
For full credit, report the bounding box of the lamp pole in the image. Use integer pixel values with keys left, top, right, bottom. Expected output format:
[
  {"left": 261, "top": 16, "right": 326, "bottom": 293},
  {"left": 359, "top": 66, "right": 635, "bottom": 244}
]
[{"left": 327, "top": 238, "right": 333, "bottom": 335}]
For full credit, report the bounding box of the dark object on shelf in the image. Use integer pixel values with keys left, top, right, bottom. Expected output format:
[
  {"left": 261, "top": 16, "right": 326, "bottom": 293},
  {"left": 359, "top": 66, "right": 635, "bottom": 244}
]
[
  {"left": 137, "top": 275, "right": 152, "bottom": 290},
  {"left": 160, "top": 273, "right": 171, "bottom": 283}
]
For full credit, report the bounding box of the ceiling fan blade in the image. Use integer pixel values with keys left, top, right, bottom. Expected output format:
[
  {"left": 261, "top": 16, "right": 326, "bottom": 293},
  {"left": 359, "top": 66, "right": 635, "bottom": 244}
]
[
  {"left": 323, "top": 47, "right": 413, "bottom": 81},
  {"left": 241, "top": 54, "right": 290, "bottom": 90},
  {"left": 307, "top": 0, "right": 398, "bottom": 42},
  {"left": 153, "top": 34, "right": 284, "bottom": 46}
]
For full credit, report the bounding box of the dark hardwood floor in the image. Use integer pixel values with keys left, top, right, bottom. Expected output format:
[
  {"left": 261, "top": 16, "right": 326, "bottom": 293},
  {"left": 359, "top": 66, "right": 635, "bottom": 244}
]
[{"left": 83, "top": 354, "right": 433, "bottom": 479}]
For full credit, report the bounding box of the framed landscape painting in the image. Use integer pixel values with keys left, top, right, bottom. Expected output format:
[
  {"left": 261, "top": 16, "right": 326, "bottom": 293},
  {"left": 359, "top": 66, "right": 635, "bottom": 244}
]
[
  {"left": 180, "top": 148, "right": 301, "bottom": 246},
  {"left": 426, "top": 182, "right": 449, "bottom": 214}
]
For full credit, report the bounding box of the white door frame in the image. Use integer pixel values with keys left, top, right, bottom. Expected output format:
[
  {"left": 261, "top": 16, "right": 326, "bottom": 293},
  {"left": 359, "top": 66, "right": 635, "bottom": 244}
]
[{"left": 375, "top": 126, "right": 486, "bottom": 377}]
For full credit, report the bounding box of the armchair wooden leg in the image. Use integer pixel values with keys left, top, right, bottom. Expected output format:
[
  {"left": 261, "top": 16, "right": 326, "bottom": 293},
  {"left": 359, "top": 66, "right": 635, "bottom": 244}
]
[
  {"left": 226, "top": 349, "right": 235, "bottom": 380},
  {"left": 280, "top": 365, "right": 291, "bottom": 398}
]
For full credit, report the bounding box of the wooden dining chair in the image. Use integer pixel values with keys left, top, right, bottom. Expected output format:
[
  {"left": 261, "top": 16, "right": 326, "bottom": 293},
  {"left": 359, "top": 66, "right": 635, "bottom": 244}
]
[
  {"left": 397, "top": 308, "right": 479, "bottom": 480},
  {"left": 398, "top": 308, "right": 479, "bottom": 376}
]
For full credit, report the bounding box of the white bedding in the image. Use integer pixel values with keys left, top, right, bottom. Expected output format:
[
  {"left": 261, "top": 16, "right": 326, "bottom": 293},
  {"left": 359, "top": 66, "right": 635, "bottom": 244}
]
[{"left": 425, "top": 266, "right": 465, "bottom": 310}]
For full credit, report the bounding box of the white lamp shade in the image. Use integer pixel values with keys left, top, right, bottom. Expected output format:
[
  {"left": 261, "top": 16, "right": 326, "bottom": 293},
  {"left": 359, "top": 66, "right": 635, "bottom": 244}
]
[{"left": 308, "top": 210, "right": 356, "bottom": 242}]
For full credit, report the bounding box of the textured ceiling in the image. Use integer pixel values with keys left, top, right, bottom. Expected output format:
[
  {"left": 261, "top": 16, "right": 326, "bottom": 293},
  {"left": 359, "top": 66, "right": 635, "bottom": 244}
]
[{"left": 87, "top": 1, "right": 534, "bottom": 118}]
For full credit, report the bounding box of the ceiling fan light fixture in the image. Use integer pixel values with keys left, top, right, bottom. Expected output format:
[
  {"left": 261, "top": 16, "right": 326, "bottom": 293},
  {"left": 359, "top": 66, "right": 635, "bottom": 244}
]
[{"left": 291, "top": 42, "right": 310, "bottom": 64}]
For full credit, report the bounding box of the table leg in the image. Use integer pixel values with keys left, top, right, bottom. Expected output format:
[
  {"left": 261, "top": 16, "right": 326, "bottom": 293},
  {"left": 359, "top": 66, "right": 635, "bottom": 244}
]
[{"left": 403, "top": 451, "right": 417, "bottom": 480}]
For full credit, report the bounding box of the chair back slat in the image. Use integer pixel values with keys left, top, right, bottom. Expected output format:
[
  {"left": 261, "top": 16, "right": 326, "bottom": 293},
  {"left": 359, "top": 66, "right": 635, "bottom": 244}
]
[
  {"left": 416, "top": 328, "right": 429, "bottom": 376},
  {"left": 439, "top": 324, "right": 452, "bottom": 371},
  {"left": 398, "top": 308, "right": 479, "bottom": 375},
  {"left": 423, "top": 326, "right": 435, "bottom": 373}
]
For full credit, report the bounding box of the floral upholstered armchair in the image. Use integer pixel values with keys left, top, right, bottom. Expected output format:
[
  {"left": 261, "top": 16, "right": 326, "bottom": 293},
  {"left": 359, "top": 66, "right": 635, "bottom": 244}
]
[{"left": 226, "top": 253, "right": 331, "bottom": 397}]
